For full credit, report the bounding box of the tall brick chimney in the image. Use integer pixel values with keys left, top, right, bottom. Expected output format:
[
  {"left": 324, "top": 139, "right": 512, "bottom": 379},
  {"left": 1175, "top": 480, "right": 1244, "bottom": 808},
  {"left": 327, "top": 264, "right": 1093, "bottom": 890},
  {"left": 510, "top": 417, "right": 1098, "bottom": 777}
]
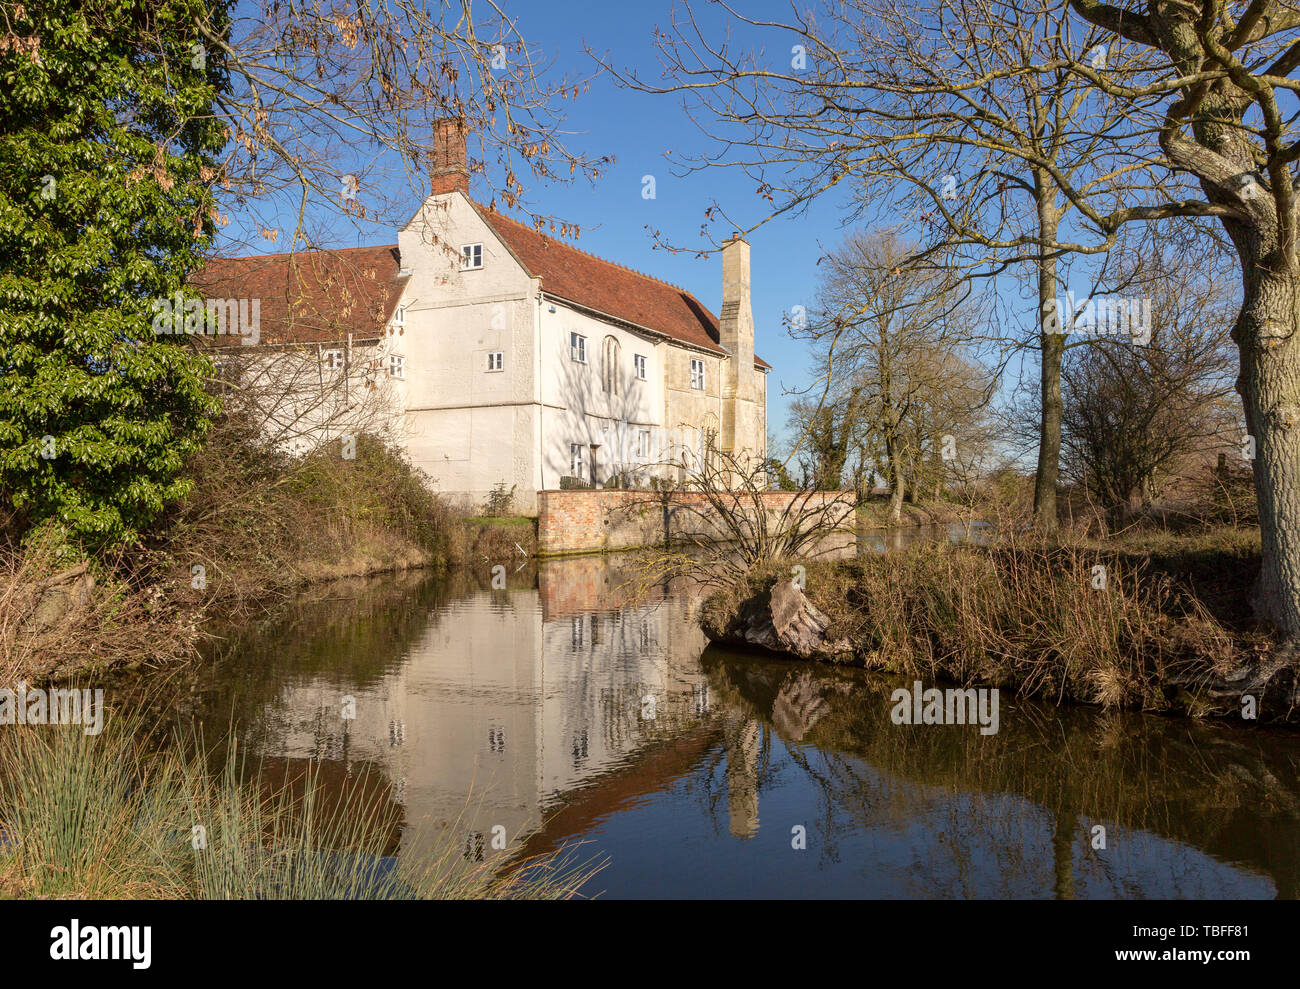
[
  {"left": 720, "top": 232, "right": 755, "bottom": 401},
  {"left": 430, "top": 118, "right": 469, "bottom": 196}
]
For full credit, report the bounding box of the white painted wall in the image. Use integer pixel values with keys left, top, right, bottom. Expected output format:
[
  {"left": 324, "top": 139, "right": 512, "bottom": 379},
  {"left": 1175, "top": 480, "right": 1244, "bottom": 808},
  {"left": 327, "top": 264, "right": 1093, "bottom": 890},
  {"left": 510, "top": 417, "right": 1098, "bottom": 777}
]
[
  {"left": 345, "top": 188, "right": 768, "bottom": 513},
  {"left": 537, "top": 300, "right": 670, "bottom": 490},
  {"left": 394, "top": 192, "right": 541, "bottom": 512}
]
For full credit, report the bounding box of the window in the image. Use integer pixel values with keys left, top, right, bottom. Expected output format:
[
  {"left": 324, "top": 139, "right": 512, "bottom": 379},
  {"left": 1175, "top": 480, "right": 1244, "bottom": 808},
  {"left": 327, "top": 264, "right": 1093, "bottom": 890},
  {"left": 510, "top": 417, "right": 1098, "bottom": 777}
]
[
  {"left": 460, "top": 243, "right": 483, "bottom": 270},
  {"left": 388, "top": 354, "right": 405, "bottom": 379},
  {"left": 637, "top": 429, "right": 651, "bottom": 460},
  {"left": 634, "top": 354, "right": 647, "bottom": 380},
  {"left": 392, "top": 304, "right": 406, "bottom": 328},
  {"left": 570, "top": 442, "right": 586, "bottom": 477},
  {"left": 690, "top": 358, "right": 706, "bottom": 390},
  {"left": 602, "top": 336, "right": 621, "bottom": 394},
  {"left": 572, "top": 728, "right": 589, "bottom": 766},
  {"left": 486, "top": 351, "right": 504, "bottom": 372},
  {"left": 322, "top": 349, "right": 344, "bottom": 370},
  {"left": 570, "top": 332, "right": 587, "bottom": 364}
]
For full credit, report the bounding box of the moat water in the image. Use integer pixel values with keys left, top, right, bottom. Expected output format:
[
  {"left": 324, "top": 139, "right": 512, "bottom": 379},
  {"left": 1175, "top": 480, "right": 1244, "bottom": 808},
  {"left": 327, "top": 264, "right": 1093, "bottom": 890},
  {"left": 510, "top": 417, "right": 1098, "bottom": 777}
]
[{"left": 166, "top": 527, "right": 1300, "bottom": 898}]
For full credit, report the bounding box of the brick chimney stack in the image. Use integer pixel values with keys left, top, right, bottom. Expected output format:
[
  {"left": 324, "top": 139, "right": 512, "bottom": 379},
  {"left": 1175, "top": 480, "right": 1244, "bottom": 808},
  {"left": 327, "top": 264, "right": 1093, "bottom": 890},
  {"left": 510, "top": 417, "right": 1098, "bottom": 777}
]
[{"left": 430, "top": 118, "right": 469, "bottom": 196}]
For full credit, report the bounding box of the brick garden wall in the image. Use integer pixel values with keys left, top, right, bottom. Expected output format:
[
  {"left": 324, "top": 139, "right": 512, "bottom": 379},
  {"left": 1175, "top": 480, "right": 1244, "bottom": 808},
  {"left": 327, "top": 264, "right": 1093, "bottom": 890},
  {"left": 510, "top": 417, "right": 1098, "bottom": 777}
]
[{"left": 536, "top": 489, "right": 855, "bottom": 555}]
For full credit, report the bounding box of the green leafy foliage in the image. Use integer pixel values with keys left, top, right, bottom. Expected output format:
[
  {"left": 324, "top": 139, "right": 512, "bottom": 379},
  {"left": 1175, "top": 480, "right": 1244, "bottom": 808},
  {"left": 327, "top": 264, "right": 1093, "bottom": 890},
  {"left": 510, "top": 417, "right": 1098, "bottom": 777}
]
[{"left": 0, "top": 0, "right": 230, "bottom": 548}]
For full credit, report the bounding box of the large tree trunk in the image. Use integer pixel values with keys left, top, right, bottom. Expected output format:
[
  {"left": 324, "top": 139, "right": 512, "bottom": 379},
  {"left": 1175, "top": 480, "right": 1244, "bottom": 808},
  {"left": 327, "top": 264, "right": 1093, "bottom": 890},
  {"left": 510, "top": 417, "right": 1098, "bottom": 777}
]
[
  {"left": 1033, "top": 184, "right": 1062, "bottom": 536},
  {"left": 1234, "top": 256, "right": 1300, "bottom": 633},
  {"left": 887, "top": 437, "right": 904, "bottom": 524}
]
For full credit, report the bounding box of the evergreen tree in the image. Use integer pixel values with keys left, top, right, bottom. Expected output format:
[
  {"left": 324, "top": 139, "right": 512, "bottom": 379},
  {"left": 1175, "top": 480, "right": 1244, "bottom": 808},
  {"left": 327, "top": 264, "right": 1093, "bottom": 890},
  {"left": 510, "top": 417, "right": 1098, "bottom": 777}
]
[{"left": 0, "top": 0, "right": 229, "bottom": 547}]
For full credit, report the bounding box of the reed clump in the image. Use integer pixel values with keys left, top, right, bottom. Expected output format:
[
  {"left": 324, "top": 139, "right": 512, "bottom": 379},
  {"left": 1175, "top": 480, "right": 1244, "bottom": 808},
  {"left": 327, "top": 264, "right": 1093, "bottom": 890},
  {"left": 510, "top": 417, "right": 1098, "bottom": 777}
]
[{"left": 0, "top": 717, "right": 601, "bottom": 900}]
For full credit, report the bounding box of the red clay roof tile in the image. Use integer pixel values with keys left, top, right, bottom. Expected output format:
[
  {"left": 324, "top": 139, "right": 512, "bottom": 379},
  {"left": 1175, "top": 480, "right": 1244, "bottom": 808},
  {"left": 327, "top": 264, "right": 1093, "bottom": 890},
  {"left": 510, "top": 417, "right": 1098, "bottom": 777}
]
[
  {"left": 188, "top": 216, "right": 769, "bottom": 368},
  {"left": 187, "top": 245, "right": 404, "bottom": 346},
  {"left": 474, "top": 204, "right": 769, "bottom": 369}
]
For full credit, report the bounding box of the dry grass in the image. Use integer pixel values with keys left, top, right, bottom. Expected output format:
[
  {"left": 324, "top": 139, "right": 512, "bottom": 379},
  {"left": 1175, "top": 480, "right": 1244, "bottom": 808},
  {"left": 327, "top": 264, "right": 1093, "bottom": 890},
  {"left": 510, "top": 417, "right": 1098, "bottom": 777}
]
[
  {"left": 152, "top": 419, "right": 453, "bottom": 610},
  {"left": 711, "top": 523, "right": 1266, "bottom": 714},
  {"left": 0, "top": 417, "right": 462, "bottom": 683},
  {"left": 0, "top": 526, "right": 201, "bottom": 684},
  {"left": 0, "top": 716, "right": 603, "bottom": 900},
  {"left": 446, "top": 516, "right": 538, "bottom": 566}
]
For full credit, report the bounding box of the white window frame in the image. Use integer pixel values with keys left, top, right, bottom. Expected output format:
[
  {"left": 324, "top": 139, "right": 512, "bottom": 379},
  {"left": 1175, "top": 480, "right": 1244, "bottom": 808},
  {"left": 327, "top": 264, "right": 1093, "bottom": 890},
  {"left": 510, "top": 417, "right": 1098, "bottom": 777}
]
[
  {"left": 388, "top": 354, "right": 405, "bottom": 379},
  {"left": 570, "top": 442, "right": 587, "bottom": 476},
  {"left": 486, "top": 351, "right": 504, "bottom": 372},
  {"left": 323, "top": 348, "right": 344, "bottom": 371},
  {"left": 634, "top": 354, "right": 647, "bottom": 380},
  {"left": 637, "top": 429, "right": 651, "bottom": 460},
  {"left": 690, "top": 358, "right": 706, "bottom": 390},
  {"left": 570, "top": 332, "right": 587, "bottom": 364},
  {"left": 460, "top": 243, "right": 483, "bottom": 270},
  {"left": 392, "top": 304, "right": 406, "bottom": 327}
]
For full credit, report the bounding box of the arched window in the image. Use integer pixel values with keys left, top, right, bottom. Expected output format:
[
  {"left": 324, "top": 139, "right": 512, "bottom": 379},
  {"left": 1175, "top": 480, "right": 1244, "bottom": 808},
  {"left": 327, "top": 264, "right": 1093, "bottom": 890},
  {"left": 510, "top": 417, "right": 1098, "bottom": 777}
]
[
  {"left": 699, "top": 413, "right": 719, "bottom": 470},
  {"left": 602, "top": 336, "right": 621, "bottom": 395}
]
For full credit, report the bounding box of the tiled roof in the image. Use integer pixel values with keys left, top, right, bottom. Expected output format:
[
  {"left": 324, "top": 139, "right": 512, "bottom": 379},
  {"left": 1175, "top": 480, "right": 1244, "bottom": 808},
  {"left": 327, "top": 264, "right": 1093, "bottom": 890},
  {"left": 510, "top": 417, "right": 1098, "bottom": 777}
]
[
  {"left": 188, "top": 214, "right": 769, "bottom": 368},
  {"left": 474, "top": 204, "right": 771, "bottom": 369},
  {"left": 187, "top": 245, "right": 405, "bottom": 346}
]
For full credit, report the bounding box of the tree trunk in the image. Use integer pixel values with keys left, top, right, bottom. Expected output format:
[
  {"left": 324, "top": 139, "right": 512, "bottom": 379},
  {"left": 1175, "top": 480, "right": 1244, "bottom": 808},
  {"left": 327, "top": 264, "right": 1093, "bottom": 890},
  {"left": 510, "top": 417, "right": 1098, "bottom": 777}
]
[
  {"left": 887, "top": 438, "right": 904, "bottom": 524},
  {"left": 1235, "top": 260, "right": 1300, "bottom": 633},
  {"left": 1033, "top": 183, "right": 1062, "bottom": 536}
]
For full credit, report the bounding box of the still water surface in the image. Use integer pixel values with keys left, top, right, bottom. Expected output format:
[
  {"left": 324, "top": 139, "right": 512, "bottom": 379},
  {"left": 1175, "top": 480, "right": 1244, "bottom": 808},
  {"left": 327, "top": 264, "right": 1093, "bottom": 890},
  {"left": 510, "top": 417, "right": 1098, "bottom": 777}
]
[{"left": 177, "top": 531, "right": 1300, "bottom": 898}]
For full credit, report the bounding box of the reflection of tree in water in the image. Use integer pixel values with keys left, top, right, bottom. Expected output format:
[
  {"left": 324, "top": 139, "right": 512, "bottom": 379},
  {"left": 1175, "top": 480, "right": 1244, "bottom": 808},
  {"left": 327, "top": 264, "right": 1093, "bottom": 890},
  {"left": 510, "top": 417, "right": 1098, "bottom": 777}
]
[{"left": 700, "top": 648, "right": 1300, "bottom": 898}]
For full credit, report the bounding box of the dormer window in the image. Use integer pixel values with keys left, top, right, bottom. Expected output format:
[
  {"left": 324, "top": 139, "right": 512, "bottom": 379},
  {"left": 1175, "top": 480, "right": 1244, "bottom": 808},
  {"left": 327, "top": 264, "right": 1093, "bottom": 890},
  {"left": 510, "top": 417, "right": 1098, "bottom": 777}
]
[{"left": 461, "top": 243, "right": 483, "bottom": 270}]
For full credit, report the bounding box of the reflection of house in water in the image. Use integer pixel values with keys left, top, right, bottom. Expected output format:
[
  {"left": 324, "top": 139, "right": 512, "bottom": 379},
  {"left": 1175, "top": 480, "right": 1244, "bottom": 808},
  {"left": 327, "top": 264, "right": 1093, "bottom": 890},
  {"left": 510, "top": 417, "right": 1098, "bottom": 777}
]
[{"left": 246, "top": 556, "right": 716, "bottom": 860}]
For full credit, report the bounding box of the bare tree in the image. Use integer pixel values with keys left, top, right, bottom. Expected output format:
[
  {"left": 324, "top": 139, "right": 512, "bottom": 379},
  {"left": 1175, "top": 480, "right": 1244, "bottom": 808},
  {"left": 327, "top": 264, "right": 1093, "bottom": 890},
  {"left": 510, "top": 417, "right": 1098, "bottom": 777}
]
[
  {"left": 796, "top": 230, "right": 990, "bottom": 522},
  {"left": 184, "top": 0, "right": 610, "bottom": 248},
  {"left": 1059, "top": 230, "right": 1239, "bottom": 515},
  {"left": 1059, "top": 1, "right": 1300, "bottom": 629},
  {"left": 207, "top": 338, "right": 401, "bottom": 455},
  {"left": 606, "top": 0, "right": 1174, "bottom": 535},
  {"left": 620, "top": 448, "right": 857, "bottom": 594}
]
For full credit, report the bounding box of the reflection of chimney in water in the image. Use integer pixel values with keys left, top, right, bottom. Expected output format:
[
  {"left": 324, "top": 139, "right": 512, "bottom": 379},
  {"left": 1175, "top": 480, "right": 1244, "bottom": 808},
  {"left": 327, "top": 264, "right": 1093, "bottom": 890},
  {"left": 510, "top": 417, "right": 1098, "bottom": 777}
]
[{"left": 724, "top": 716, "right": 762, "bottom": 839}]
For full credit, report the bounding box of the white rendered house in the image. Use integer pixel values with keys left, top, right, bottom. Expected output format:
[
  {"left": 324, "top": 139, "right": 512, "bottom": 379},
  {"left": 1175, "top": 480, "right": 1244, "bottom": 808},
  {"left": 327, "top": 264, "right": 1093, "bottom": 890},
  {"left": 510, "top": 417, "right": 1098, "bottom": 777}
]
[{"left": 194, "top": 124, "right": 768, "bottom": 515}]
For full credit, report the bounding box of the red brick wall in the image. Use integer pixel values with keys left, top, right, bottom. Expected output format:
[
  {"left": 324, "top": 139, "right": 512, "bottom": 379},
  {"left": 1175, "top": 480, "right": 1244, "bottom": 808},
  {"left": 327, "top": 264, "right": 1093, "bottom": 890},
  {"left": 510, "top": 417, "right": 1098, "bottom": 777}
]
[{"left": 537, "top": 489, "right": 854, "bottom": 554}]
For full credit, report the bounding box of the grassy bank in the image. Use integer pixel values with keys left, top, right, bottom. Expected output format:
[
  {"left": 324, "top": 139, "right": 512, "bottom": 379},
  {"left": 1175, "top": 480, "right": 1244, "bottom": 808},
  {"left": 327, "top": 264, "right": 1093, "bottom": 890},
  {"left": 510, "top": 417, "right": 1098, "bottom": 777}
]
[
  {"left": 0, "top": 717, "right": 599, "bottom": 900},
  {"left": 0, "top": 418, "right": 537, "bottom": 683},
  {"left": 701, "top": 524, "right": 1296, "bottom": 721},
  {"left": 449, "top": 515, "right": 538, "bottom": 563}
]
